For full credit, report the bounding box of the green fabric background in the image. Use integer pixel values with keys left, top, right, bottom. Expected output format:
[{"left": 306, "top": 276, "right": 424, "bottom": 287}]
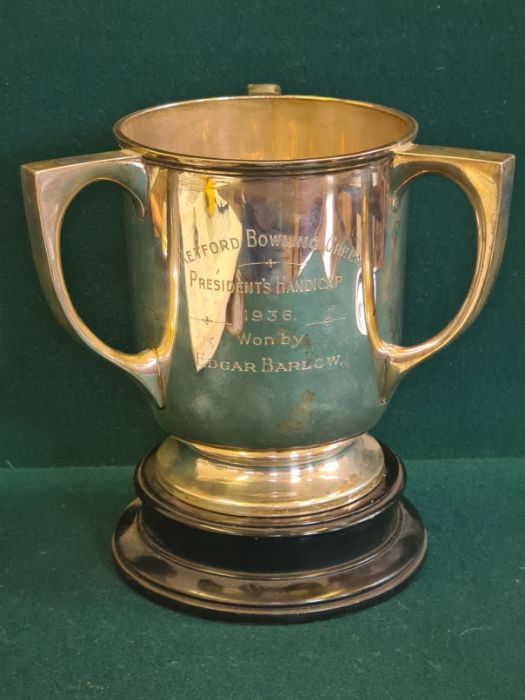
[
  {"left": 1, "top": 0, "right": 524, "bottom": 467},
  {"left": 1, "top": 460, "right": 524, "bottom": 699},
  {"left": 1, "top": 4, "right": 524, "bottom": 698}
]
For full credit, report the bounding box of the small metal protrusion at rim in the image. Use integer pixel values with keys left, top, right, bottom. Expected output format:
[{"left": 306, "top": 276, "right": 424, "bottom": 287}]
[{"left": 247, "top": 83, "right": 282, "bottom": 95}]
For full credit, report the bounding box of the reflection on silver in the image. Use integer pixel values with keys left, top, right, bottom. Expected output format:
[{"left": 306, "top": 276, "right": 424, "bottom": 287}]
[
  {"left": 179, "top": 174, "right": 243, "bottom": 370},
  {"left": 21, "top": 88, "right": 515, "bottom": 459},
  {"left": 177, "top": 165, "right": 388, "bottom": 373},
  {"left": 152, "top": 433, "right": 386, "bottom": 518}
]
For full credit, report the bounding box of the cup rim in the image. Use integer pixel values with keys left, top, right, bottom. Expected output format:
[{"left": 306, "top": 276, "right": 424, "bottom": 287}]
[{"left": 113, "top": 94, "right": 419, "bottom": 175}]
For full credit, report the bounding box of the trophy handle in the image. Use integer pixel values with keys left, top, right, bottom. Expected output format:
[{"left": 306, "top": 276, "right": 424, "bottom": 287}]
[
  {"left": 21, "top": 150, "right": 166, "bottom": 408},
  {"left": 363, "top": 144, "right": 515, "bottom": 399}
]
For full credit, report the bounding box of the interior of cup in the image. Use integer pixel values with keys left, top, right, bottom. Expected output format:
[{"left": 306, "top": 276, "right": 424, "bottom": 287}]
[{"left": 114, "top": 96, "right": 417, "bottom": 163}]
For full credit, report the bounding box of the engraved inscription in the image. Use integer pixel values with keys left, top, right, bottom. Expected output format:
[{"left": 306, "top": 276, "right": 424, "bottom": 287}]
[
  {"left": 244, "top": 309, "right": 294, "bottom": 322},
  {"left": 188, "top": 274, "right": 343, "bottom": 294},
  {"left": 196, "top": 354, "right": 343, "bottom": 373},
  {"left": 181, "top": 237, "right": 240, "bottom": 263},
  {"left": 246, "top": 229, "right": 355, "bottom": 261},
  {"left": 261, "top": 356, "right": 342, "bottom": 372},
  {"left": 305, "top": 315, "right": 346, "bottom": 328},
  {"left": 237, "top": 331, "right": 305, "bottom": 349},
  {"left": 178, "top": 172, "right": 372, "bottom": 373}
]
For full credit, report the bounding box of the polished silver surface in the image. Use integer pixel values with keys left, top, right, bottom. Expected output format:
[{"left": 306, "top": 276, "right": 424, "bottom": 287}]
[
  {"left": 151, "top": 433, "right": 385, "bottom": 518},
  {"left": 124, "top": 159, "right": 407, "bottom": 451},
  {"left": 22, "top": 88, "right": 515, "bottom": 491},
  {"left": 21, "top": 86, "right": 513, "bottom": 619}
]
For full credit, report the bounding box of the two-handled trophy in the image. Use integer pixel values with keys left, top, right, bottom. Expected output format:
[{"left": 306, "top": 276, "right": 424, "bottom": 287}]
[{"left": 21, "top": 85, "right": 514, "bottom": 621}]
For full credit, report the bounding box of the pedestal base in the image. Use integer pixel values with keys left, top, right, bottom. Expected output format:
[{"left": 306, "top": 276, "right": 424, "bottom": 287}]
[{"left": 112, "top": 441, "right": 427, "bottom": 622}]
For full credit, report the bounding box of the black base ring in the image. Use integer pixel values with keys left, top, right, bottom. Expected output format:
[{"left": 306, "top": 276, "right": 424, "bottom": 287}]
[{"left": 112, "top": 443, "right": 427, "bottom": 622}]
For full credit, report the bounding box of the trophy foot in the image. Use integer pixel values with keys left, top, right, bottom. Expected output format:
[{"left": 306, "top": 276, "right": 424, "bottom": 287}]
[{"left": 112, "top": 440, "right": 427, "bottom": 622}]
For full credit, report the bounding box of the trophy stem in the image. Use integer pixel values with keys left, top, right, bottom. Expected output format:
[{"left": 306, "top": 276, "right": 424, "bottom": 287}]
[
  {"left": 137, "top": 434, "right": 387, "bottom": 524},
  {"left": 112, "top": 439, "right": 427, "bottom": 621}
]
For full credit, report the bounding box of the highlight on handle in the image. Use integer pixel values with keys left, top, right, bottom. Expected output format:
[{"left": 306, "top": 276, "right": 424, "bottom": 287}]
[
  {"left": 363, "top": 144, "right": 515, "bottom": 400},
  {"left": 20, "top": 151, "right": 170, "bottom": 408}
]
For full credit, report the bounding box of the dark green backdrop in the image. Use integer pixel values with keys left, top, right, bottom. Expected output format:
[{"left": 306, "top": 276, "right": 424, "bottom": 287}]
[
  {"left": 2, "top": 4, "right": 524, "bottom": 700},
  {"left": 2, "top": 0, "right": 524, "bottom": 467}
]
